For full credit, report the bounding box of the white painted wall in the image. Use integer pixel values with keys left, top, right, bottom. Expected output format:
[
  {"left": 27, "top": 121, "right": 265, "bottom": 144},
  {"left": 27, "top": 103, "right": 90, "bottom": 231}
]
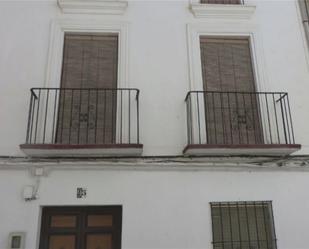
[
  {"left": 0, "top": 0, "right": 309, "bottom": 156},
  {"left": 1, "top": 1, "right": 309, "bottom": 249},
  {"left": 0, "top": 168, "right": 308, "bottom": 249}
]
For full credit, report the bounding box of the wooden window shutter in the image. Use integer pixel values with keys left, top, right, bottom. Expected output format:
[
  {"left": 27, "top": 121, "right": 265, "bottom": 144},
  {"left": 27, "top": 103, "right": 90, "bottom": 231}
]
[
  {"left": 200, "top": 37, "right": 263, "bottom": 145},
  {"left": 56, "top": 34, "right": 118, "bottom": 144}
]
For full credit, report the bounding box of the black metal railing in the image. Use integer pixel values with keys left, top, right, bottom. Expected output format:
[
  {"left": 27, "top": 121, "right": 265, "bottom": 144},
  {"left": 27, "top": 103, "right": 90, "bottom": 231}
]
[
  {"left": 185, "top": 91, "right": 295, "bottom": 146},
  {"left": 200, "top": 0, "right": 244, "bottom": 4},
  {"left": 25, "top": 88, "right": 140, "bottom": 145}
]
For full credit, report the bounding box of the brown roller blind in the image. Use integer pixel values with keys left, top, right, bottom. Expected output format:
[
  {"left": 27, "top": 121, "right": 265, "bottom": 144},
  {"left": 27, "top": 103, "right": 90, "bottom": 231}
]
[
  {"left": 200, "top": 37, "right": 263, "bottom": 144},
  {"left": 56, "top": 33, "right": 118, "bottom": 144}
]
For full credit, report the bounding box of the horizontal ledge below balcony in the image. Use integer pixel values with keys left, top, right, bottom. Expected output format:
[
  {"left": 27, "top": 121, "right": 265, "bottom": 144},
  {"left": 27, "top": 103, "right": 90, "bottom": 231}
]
[
  {"left": 183, "top": 144, "right": 301, "bottom": 157},
  {"left": 19, "top": 144, "right": 143, "bottom": 158}
]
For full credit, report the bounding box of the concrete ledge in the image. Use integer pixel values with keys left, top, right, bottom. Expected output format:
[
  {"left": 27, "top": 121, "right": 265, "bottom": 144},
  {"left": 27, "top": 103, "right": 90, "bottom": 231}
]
[
  {"left": 20, "top": 144, "right": 143, "bottom": 158},
  {"left": 190, "top": 3, "right": 256, "bottom": 19},
  {"left": 58, "top": 0, "right": 128, "bottom": 15},
  {"left": 183, "top": 144, "right": 302, "bottom": 157}
]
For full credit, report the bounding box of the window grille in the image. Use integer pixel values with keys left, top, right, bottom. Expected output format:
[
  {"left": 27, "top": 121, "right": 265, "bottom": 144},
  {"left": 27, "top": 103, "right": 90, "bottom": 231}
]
[{"left": 210, "top": 201, "right": 277, "bottom": 249}]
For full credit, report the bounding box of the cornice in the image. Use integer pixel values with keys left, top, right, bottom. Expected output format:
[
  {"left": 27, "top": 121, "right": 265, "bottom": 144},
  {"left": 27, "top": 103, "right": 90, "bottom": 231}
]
[
  {"left": 190, "top": 3, "right": 256, "bottom": 19},
  {"left": 57, "top": 0, "right": 128, "bottom": 15},
  {"left": 1, "top": 156, "right": 309, "bottom": 173}
]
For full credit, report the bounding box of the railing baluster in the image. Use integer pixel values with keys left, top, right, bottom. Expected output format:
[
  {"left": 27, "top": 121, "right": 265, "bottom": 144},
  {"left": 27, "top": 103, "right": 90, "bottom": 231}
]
[
  {"left": 51, "top": 89, "right": 58, "bottom": 143},
  {"left": 272, "top": 93, "right": 280, "bottom": 144},
  {"left": 227, "top": 92, "right": 233, "bottom": 145},
  {"left": 287, "top": 94, "right": 295, "bottom": 144},
  {"left": 86, "top": 89, "right": 90, "bottom": 144},
  {"left": 242, "top": 93, "right": 249, "bottom": 144},
  {"left": 103, "top": 90, "right": 107, "bottom": 144},
  {"left": 42, "top": 89, "right": 49, "bottom": 144},
  {"left": 250, "top": 93, "right": 257, "bottom": 144},
  {"left": 197, "top": 92, "right": 201, "bottom": 144},
  {"left": 60, "top": 89, "right": 66, "bottom": 144},
  {"left": 136, "top": 90, "right": 140, "bottom": 144},
  {"left": 128, "top": 89, "right": 131, "bottom": 144},
  {"left": 26, "top": 92, "right": 34, "bottom": 143},
  {"left": 29, "top": 93, "right": 36, "bottom": 144},
  {"left": 212, "top": 92, "right": 217, "bottom": 144},
  {"left": 120, "top": 89, "right": 123, "bottom": 144},
  {"left": 69, "top": 89, "right": 74, "bottom": 144},
  {"left": 279, "top": 93, "right": 288, "bottom": 144},
  {"left": 34, "top": 89, "right": 41, "bottom": 144},
  {"left": 265, "top": 93, "right": 272, "bottom": 144},
  {"left": 283, "top": 95, "right": 291, "bottom": 144},
  {"left": 95, "top": 89, "right": 99, "bottom": 144},
  {"left": 220, "top": 91, "right": 226, "bottom": 144}
]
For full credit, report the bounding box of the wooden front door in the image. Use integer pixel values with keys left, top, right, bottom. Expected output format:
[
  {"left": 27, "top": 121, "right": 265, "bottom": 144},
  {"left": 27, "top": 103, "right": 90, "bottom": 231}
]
[
  {"left": 56, "top": 34, "right": 119, "bottom": 144},
  {"left": 200, "top": 37, "right": 263, "bottom": 145},
  {"left": 39, "top": 206, "right": 122, "bottom": 249}
]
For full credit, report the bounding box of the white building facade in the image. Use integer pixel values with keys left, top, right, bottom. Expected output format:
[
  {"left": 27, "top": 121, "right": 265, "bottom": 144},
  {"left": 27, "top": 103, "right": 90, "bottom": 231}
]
[{"left": 0, "top": 1, "right": 309, "bottom": 249}]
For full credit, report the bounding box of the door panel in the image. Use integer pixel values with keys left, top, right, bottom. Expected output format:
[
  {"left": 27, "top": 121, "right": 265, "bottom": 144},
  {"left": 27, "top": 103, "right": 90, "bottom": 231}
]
[
  {"left": 86, "top": 234, "right": 112, "bottom": 249},
  {"left": 39, "top": 206, "right": 122, "bottom": 249},
  {"left": 50, "top": 215, "right": 77, "bottom": 228},
  {"left": 49, "top": 235, "right": 76, "bottom": 249},
  {"left": 56, "top": 34, "right": 118, "bottom": 144},
  {"left": 200, "top": 37, "right": 263, "bottom": 144}
]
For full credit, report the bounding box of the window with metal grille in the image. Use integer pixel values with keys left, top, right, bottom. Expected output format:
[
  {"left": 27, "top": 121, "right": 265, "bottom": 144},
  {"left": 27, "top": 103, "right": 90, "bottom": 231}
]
[
  {"left": 299, "top": 0, "right": 309, "bottom": 43},
  {"left": 210, "top": 201, "right": 277, "bottom": 249}
]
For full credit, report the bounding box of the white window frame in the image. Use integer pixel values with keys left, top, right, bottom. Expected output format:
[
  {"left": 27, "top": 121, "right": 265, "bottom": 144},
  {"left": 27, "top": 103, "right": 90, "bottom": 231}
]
[
  {"left": 186, "top": 23, "right": 270, "bottom": 144},
  {"left": 45, "top": 18, "right": 129, "bottom": 89},
  {"left": 43, "top": 18, "right": 130, "bottom": 144},
  {"left": 295, "top": 0, "right": 309, "bottom": 70},
  {"left": 187, "top": 22, "right": 268, "bottom": 93}
]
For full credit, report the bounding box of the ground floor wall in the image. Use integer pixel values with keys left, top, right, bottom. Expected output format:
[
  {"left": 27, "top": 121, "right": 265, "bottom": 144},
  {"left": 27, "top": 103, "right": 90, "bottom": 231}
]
[{"left": 0, "top": 167, "right": 308, "bottom": 249}]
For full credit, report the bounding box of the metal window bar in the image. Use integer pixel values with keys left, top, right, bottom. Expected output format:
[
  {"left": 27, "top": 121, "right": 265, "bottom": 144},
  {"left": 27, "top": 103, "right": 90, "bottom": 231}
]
[
  {"left": 25, "top": 88, "right": 140, "bottom": 145},
  {"left": 200, "top": 0, "right": 244, "bottom": 4},
  {"left": 185, "top": 91, "right": 296, "bottom": 146},
  {"left": 210, "top": 201, "right": 277, "bottom": 249}
]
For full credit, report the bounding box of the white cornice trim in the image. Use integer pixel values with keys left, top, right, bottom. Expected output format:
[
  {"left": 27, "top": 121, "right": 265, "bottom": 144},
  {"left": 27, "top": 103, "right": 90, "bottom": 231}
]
[
  {"left": 1, "top": 156, "right": 309, "bottom": 172},
  {"left": 190, "top": 3, "right": 256, "bottom": 19},
  {"left": 58, "top": 0, "right": 128, "bottom": 15}
]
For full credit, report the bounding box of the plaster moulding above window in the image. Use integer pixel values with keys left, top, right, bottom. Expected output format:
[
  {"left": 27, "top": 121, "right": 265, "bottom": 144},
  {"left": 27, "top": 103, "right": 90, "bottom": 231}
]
[
  {"left": 190, "top": 2, "right": 256, "bottom": 19},
  {"left": 57, "top": 0, "right": 128, "bottom": 15}
]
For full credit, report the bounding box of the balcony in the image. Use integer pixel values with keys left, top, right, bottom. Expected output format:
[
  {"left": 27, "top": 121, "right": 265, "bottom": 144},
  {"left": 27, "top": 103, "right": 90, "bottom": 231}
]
[
  {"left": 184, "top": 91, "right": 301, "bottom": 156},
  {"left": 20, "top": 88, "right": 142, "bottom": 157}
]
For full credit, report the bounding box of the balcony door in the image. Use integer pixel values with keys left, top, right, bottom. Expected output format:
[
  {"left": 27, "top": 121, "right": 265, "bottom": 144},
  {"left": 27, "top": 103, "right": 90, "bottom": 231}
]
[
  {"left": 200, "top": 37, "right": 263, "bottom": 144},
  {"left": 39, "top": 206, "right": 122, "bottom": 249},
  {"left": 56, "top": 33, "right": 119, "bottom": 144}
]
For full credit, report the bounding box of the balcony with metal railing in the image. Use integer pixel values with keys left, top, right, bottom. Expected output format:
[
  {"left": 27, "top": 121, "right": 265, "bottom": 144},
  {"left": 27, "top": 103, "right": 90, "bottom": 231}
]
[
  {"left": 184, "top": 91, "right": 301, "bottom": 156},
  {"left": 20, "top": 88, "right": 142, "bottom": 157}
]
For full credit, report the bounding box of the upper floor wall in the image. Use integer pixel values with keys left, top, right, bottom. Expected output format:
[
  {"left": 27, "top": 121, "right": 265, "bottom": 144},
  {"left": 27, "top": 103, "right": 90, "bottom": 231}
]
[{"left": 0, "top": 0, "right": 309, "bottom": 157}]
